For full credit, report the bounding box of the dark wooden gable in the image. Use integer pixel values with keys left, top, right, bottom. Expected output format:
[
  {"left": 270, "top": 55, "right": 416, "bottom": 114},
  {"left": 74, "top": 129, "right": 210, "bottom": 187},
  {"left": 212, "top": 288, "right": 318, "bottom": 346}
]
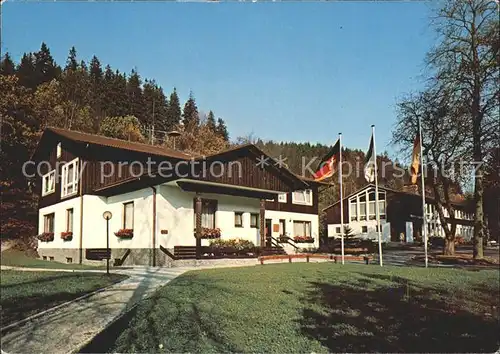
[{"left": 191, "top": 147, "right": 307, "bottom": 193}]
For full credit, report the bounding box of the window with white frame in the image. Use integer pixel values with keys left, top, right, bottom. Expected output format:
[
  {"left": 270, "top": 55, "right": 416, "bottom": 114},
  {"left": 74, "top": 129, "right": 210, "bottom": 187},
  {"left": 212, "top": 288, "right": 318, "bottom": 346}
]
[
  {"left": 123, "top": 202, "right": 134, "bottom": 229},
  {"left": 349, "top": 187, "right": 386, "bottom": 221},
  {"left": 44, "top": 213, "right": 55, "bottom": 233},
  {"left": 293, "top": 221, "right": 311, "bottom": 237},
  {"left": 292, "top": 189, "right": 312, "bottom": 205},
  {"left": 278, "top": 193, "right": 287, "bottom": 203},
  {"left": 66, "top": 208, "right": 74, "bottom": 232},
  {"left": 61, "top": 158, "right": 79, "bottom": 198},
  {"left": 42, "top": 170, "right": 56, "bottom": 196}
]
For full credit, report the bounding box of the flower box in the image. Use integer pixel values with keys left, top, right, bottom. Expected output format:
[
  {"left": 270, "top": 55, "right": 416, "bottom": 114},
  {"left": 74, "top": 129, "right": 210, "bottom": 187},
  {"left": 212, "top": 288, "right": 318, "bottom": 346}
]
[
  {"left": 37, "top": 232, "right": 54, "bottom": 242},
  {"left": 115, "top": 229, "right": 134, "bottom": 238},
  {"left": 198, "top": 227, "right": 221, "bottom": 240},
  {"left": 61, "top": 231, "right": 73, "bottom": 241},
  {"left": 293, "top": 236, "right": 315, "bottom": 244}
]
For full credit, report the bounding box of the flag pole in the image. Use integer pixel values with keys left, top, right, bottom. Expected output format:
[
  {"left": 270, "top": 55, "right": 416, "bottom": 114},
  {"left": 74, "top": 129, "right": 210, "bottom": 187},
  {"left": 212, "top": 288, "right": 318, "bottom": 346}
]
[
  {"left": 339, "top": 132, "right": 345, "bottom": 265},
  {"left": 372, "top": 125, "right": 383, "bottom": 266},
  {"left": 419, "top": 117, "right": 428, "bottom": 268}
]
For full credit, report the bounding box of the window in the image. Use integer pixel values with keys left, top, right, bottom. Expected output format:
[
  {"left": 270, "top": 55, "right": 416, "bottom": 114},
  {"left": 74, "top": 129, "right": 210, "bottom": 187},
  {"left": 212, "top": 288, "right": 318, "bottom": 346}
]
[
  {"left": 361, "top": 225, "right": 368, "bottom": 233},
  {"left": 349, "top": 199, "right": 357, "bottom": 221},
  {"left": 66, "top": 257, "right": 73, "bottom": 264},
  {"left": 234, "top": 212, "right": 243, "bottom": 227},
  {"left": 335, "top": 226, "right": 341, "bottom": 234},
  {"left": 57, "top": 142, "right": 62, "bottom": 158},
  {"left": 250, "top": 213, "right": 259, "bottom": 228},
  {"left": 292, "top": 189, "right": 312, "bottom": 205},
  {"left": 201, "top": 200, "right": 217, "bottom": 228},
  {"left": 293, "top": 221, "right": 311, "bottom": 237},
  {"left": 359, "top": 202, "right": 367, "bottom": 221},
  {"left": 279, "top": 219, "right": 286, "bottom": 236},
  {"left": 42, "top": 170, "right": 56, "bottom": 196},
  {"left": 61, "top": 158, "right": 79, "bottom": 198},
  {"left": 66, "top": 208, "right": 74, "bottom": 232},
  {"left": 44, "top": 213, "right": 55, "bottom": 233},
  {"left": 368, "top": 201, "right": 376, "bottom": 220},
  {"left": 123, "top": 202, "right": 134, "bottom": 229},
  {"left": 278, "top": 193, "right": 287, "bottom": 203}
]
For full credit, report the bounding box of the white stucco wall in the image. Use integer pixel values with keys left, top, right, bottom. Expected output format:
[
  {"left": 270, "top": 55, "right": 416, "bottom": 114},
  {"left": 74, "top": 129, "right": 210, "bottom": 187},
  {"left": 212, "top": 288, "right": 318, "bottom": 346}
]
[
  {"left": 38, "top": 183, "right": 321, "bottom": 251},
  {"left": 38, "top": 197, "right": 82, "bottom": 249},
  {"left": 328, "top": 219, "right": 388, "bottom": 238},
  {"left": 265, "top": 210, "right": 320, "bottom": 249},
  {"left": 157, "top": 185, "right": 261, "bottom": 249}
]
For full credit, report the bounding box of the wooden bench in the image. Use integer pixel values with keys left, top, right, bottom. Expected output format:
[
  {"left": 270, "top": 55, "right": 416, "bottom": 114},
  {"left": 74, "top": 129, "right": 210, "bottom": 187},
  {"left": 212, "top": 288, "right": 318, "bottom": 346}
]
[
  {"left": 259, "top": 254, "right": 333, "bottom": 265},
  {"left": 333, "top": 255, "right": 371, "bottom": 264}
]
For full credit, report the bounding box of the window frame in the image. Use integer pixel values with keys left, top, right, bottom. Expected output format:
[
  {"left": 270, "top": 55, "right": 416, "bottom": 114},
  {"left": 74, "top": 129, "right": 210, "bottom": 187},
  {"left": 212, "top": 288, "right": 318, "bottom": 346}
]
[
  {"left": 250, "top": 213, "right": 259, "bottom": 228},
  {"left": 234, "top": 211, "right": 243, "bottom": 228},
  {"left": 292, "top": 189, "right": 313, "bottom": 206},
  {"left": 123, "top": 201, "right": 134, "bottom": 230},
  {"left": 278, "top": 193, "right": 287, "bottom": 203},
  {"left": 61, "top": 158, "right": 79, "bottom": 199},
  {"left": 44, "top": 213, "right": 55, "bottom": 233},
  {"left": 42, "top": 170, "right": 56, "bottom": 197},
  {"left": 293, "top": 220, "right": 312, "bottom": 237},
  {"left": 66, "top": 208, "right": 74, "bottom": 232}
]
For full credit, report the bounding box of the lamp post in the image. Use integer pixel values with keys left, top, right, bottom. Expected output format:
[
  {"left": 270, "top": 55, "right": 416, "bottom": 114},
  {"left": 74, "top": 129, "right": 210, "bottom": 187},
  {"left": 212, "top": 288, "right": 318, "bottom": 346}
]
[{"left": 102, "top": 211, "right": 112, "bottom": 275}]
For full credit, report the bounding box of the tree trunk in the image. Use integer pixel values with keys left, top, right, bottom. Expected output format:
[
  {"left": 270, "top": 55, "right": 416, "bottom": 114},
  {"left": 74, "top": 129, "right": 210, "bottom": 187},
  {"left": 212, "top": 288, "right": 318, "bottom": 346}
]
[
  {"left": 472, "top": 108, "right": 484, "bottom": 259},
  {"left": 444, "top": 237, "right": 455, "bottom": 256}
]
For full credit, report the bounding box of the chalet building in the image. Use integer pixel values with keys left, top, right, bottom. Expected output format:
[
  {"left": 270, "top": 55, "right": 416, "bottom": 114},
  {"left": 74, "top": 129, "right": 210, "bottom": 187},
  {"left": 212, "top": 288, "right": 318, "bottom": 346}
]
[
  {"left": 31, "top": 128, "right": 322, "bottom": 265},
  {"left": 324, "top": 184, "right": 474, "bottom": 243}
]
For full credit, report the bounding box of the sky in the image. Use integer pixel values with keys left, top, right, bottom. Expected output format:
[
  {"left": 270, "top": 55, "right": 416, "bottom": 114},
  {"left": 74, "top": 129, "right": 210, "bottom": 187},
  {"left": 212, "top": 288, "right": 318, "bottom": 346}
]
[{"left": 2, "top": 1, "right": 435, "bottom": 158}]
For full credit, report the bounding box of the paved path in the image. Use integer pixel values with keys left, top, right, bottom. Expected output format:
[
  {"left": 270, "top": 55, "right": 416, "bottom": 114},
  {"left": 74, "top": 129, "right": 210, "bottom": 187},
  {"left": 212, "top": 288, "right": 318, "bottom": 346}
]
[{"left": 0, "top": 267, "right": 193, "bottom": 354}]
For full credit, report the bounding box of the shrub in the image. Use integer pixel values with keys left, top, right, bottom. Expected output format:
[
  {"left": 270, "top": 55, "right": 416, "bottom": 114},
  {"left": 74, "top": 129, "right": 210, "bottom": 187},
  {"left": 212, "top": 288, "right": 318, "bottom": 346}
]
[{"left": 209, "top": 238, "right": 255, "bottom": 251}]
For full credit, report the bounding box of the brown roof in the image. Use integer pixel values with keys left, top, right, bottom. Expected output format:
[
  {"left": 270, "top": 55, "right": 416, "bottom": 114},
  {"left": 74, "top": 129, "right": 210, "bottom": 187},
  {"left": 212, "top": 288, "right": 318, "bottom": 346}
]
[{"left": 46, "top": 127, "right": 193, "bottom": 160}]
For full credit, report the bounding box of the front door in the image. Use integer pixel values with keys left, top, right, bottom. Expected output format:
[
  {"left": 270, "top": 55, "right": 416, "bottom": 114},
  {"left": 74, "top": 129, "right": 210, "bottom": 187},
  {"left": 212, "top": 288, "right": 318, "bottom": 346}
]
[{"left": 265, "top": 219, "right": 272, "bottom": 247}]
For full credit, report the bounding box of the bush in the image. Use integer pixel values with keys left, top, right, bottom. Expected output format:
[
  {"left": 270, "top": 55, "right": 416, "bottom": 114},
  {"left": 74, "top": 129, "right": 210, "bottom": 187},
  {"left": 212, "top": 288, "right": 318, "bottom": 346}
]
[{"left": 209, "top": 239, "right": 255, "bottom": 252}]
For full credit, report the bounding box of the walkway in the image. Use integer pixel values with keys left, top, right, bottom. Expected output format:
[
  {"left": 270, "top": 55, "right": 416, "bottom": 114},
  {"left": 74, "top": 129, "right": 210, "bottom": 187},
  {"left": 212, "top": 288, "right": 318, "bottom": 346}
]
[{"left": 1, "top": 267, "right": 192, "bottom": 354}]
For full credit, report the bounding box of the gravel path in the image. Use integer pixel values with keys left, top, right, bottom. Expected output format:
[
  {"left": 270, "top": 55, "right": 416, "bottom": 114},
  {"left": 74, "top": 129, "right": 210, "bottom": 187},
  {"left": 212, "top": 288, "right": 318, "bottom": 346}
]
[{"left": 0, "top": 267, "right": 192, "bottom": 354}]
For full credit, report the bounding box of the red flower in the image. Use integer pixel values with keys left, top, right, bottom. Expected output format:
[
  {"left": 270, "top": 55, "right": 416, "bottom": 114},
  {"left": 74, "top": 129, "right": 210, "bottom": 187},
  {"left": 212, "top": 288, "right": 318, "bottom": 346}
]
[
  {"left": 37, "top": 232, "right": 54, "bottom": 242},
  {"left": 61, "top": 231, "right": 73, "bottom": 241},
  {"left": 198, "top": 228, "right": 221, "bottom": 239},
  {"left": 293, "top": 236, "right": 314, "bottom": 243},
  {"left": 115, "top": 229, "right": 134, "bottom": 238}
]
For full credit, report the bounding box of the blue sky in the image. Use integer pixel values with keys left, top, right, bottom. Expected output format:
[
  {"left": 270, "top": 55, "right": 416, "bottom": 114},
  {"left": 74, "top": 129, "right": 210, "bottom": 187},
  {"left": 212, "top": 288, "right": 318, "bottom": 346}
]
[{"left": 2, "top": 2, "right": 434, "bottom": 157}]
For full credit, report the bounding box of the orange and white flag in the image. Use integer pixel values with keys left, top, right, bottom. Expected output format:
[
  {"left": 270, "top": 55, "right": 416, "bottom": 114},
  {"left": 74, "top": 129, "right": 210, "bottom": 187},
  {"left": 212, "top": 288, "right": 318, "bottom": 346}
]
[{"left": 410, "top": 123, "right": 421, "bottom": 184}]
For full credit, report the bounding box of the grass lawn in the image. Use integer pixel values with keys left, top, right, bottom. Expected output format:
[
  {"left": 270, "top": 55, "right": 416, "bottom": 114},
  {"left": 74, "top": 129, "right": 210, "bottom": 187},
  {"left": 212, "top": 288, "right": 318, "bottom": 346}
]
[
  {"left": 109, "top": 263, "right": 500, "bottom": 353},
  {"left": 0, "top": 270, "right": 127, "bottom": 326},
  {"left": 1, "top": 249, "right": 112, "bottom": 270}
]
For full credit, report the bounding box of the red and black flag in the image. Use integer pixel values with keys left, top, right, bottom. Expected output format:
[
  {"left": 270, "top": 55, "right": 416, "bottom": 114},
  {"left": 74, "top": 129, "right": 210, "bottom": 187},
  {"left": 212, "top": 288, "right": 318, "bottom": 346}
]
[{"left": 313, "top": 139, "right": 340, "bottom": 181}]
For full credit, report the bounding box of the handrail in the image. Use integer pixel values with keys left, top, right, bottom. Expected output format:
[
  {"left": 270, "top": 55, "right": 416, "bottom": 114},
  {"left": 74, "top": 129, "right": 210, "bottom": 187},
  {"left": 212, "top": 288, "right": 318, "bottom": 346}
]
[
  {"left": 160, "top": 245, "right": 178, "bottom": 260},
  {"left": 272, "top": 235, "right": 300, "bottom": 250}
]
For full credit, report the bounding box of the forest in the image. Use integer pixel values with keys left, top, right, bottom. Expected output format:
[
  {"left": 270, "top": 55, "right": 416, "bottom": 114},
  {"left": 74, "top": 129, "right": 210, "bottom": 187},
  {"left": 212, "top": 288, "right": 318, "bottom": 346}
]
[{"left": 1, "top": 40, "right": 497, "bottom": 244}]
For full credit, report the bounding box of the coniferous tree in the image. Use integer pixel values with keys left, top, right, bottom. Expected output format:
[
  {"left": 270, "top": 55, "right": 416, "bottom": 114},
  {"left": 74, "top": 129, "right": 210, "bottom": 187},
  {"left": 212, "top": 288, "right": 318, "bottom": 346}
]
[
  {"left": 33, "top": 42, "right": 61, "bottom": 87},
  {"left": 166, "top": 88, "right": 181, "bottom": 130},
  {"left": 89, "top": 55, "right": 104, "bottom": 128},
  {"left": 65, "top": 46, "right": 78, "bottom": 72},
  {"left": 16, "top": 53, "right": 36, "bottom": 90},
  {"left": 127, "top": 69, "right": 145, "bottom": 124},
  {"left": 216, "top": 117, "right": 229, "bottom": 141},
  {"left": 207, "top": 110, "right": 216, "bottom": 131},
  {"left": 0, "top": 53, "right": 16, "bottom": 76},
  {"left": 182, "top": 91, "right": 199, "bottom": 131}
]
